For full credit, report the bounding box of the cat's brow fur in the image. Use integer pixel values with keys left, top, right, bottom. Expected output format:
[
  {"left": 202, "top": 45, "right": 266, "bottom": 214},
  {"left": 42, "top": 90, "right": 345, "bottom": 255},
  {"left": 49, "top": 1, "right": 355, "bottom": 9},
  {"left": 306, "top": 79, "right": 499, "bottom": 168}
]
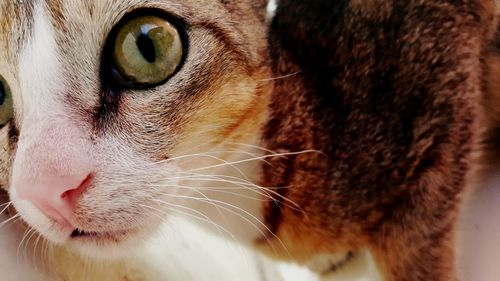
[{"left": 0, "top": 2, "right": 34, "bottom": 59}]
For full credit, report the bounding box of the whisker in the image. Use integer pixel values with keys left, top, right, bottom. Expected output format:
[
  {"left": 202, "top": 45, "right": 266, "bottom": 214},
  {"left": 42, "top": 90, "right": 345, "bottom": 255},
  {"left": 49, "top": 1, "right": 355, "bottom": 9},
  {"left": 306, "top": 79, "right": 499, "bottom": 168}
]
[
  {"left": 23, "top": 228, "right": 39, "bottom": 269},
  {"left": 0, "top": 201, "right": 12, "bottom": 216},
  {"left": 186, "top": 150, "right": 322, "bottom": 172},
  {"left": 0, "top": 213, "right": 21, "bottom": 229},
  {"left": 153, "top": 148, "right": 321, "bottom": 171},
  {"left": 155, "top": 183, "right": 234, "bottom": 232},
  {"left": 172, "top": 173, "right": 304, "bottom": 213},
  {"left": 174, "top": 185, "right": 274, "bottom": 202},
  {"left": 257, "top": 71, "right": 302, "bottom": 82},
  {"left": 140, "top": 201, "right": 254, "bottom": 264},
  {"left": 169, "top": 152, "right": 256, "bottom": 183},
  {"left": 44, "top": 240, "right": 55, "bottom": 275},
  {"left": 157, "top": 193, "right": 291, "bottom": 257},
  {"left": 225, "top": 142, "right": 280, "bottom": 155},
  {"left": 17, "top": 226, "right": 35, "bottom": 262},
  {"left": 32, "top": 232, "right": 44, "bottom": 275},
  {"left": 15, "top": 227, "right": 30, "bottom": 268},
  {"left": 139, "top": 202, "right": 237, "bottom": 243},
  {"left": 149, "top": 180, "right": 301, "bottom": 213}
]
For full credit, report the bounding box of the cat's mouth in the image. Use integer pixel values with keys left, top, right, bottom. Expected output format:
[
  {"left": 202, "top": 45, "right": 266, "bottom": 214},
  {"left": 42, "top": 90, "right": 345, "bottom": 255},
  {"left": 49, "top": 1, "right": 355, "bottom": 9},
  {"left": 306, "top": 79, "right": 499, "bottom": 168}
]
[
  {"left": 64, "top": 226, "right": 150, "bottom": 259},
  {"left": 70, "top": 228, "right": 130, "bottom": 241}
]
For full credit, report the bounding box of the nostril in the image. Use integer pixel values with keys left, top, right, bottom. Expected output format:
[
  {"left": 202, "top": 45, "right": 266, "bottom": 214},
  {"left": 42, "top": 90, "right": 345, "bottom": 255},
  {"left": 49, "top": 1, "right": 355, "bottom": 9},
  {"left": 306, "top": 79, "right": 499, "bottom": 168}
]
[{"left": 61, "top": 173, "right": 94, "bottom": 206}]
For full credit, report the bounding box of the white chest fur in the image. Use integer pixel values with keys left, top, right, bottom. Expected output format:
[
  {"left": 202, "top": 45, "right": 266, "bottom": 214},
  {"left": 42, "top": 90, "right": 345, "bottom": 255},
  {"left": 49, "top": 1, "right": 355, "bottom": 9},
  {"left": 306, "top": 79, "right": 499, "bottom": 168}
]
[{"left": 0, "top": 213, "right": 284, "bottom": 281}]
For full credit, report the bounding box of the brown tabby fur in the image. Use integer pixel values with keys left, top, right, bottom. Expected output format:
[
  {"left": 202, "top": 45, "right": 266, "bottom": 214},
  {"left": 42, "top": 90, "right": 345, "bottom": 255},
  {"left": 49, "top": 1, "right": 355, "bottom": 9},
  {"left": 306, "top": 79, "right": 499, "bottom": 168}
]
[{"left": 258, "top": 1, "right": 499, "bottom": 280}]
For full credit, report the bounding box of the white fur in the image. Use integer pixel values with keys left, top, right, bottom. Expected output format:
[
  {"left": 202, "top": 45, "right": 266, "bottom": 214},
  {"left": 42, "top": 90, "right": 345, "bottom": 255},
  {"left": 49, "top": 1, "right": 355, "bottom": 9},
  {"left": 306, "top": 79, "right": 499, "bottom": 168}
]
[
  {"left": 11, "top": 7, "right": 85, "bottom": 246},
  {"left": 18, "top": 2, "right": 64, "bottom": 121},
  {"left": 0, "top": 213, "right": 288, "bottom": 281},
  {"left": 300, "top": 250, "right": 381, "bottom": 281},
  {"left": 266, "top": 0, "right": 278, "bottom": 21}
]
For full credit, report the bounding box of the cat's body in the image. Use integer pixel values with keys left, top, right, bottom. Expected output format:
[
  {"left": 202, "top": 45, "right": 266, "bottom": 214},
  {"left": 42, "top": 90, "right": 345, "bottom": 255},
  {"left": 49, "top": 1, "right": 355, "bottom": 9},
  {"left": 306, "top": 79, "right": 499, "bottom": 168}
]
[
  {"left": 261, "top": 1, "right": 499, "bottom": 280},
  {"left": 0, "top": 1, "right": 499, "bottom": 281}
]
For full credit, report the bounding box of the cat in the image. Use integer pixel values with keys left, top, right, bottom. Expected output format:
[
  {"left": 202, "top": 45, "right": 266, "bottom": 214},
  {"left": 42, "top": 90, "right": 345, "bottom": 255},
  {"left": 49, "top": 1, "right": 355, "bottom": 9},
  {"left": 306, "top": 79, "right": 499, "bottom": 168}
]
[{"left": 0, "top": 1, "right": 499, "bottom": 281}]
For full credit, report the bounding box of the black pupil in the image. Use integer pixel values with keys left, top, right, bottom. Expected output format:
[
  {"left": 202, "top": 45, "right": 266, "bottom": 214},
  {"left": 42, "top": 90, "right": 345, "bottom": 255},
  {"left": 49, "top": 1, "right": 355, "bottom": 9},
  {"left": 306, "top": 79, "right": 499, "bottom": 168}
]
[
  {"left": 136, "top": 29, "right": 156, "bottom": 63},
  {"left": 0, "top": 82, "right": 5, "bottom": 106}
]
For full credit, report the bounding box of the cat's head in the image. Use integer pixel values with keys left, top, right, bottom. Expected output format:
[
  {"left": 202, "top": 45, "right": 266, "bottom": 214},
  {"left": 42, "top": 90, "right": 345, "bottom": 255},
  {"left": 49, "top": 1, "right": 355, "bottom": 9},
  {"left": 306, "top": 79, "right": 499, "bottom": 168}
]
[{"left": 0, "top": 0, "right": 271, "bottom": 258}]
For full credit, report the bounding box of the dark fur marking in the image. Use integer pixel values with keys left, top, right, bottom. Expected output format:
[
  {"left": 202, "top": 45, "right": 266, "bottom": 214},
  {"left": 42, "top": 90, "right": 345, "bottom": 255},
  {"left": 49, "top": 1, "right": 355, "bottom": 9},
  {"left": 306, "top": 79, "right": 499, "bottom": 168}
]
[
  {"left": 8, "top": 122, "right": 19, "bottom": 150},
  {"left": 321, "top": 252, "right": 356, "bottom": 276},
  {"left": 262, "top": 155, "right": 293, "bottom": 237},
  {"left": 494, "top": 25, "right": 500, "bottom": 51},
  {"left": 92, "top": 88, "right": 122, "bottom": 134}
]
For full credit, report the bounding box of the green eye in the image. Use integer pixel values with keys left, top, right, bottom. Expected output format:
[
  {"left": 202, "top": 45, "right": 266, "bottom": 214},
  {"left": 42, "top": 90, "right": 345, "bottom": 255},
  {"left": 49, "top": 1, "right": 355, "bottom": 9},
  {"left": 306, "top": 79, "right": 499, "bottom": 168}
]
[
  {"left": 0, "top": 76, "right": 13, "bottom": 126},
  {"left": 111, "top": 14, "right": 184, "bottom": 87}
]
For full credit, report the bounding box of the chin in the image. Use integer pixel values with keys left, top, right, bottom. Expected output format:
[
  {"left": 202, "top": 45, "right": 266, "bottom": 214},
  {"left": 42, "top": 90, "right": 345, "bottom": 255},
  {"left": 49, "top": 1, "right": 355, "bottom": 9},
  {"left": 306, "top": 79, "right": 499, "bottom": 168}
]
[
  {"left": 65, "top": 225, "right": 161, "bottom": 260},
  {"left": 12, "top": 195, "right": 165, "bottom": 260}
]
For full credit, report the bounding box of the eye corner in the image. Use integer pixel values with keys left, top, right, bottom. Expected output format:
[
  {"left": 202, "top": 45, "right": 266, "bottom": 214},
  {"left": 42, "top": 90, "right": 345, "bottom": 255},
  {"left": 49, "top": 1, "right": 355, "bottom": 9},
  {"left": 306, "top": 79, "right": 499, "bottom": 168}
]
[{"left": 100, "top": 8, "right": 190, "bottom": 91}]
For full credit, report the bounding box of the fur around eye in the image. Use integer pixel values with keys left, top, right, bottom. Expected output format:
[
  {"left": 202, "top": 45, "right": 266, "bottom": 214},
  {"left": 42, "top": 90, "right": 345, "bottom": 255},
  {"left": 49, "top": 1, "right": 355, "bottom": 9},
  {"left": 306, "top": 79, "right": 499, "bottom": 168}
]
[
  {"left": 106, "top": 13, "right": 184, "bottom": 88},
  {"left": 0, "top": 75, "right": 13, "bottom": 126}
]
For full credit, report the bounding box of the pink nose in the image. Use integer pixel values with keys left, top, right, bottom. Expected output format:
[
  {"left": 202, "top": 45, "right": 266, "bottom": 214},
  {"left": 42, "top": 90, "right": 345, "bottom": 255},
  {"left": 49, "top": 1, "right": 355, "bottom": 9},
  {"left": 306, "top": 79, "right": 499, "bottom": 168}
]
[
  {"left": 17, "top": 172, "right": 93, "bottom": 230},
  {"left": 12, "top": 119, "right": 94, "bottom": 230}
]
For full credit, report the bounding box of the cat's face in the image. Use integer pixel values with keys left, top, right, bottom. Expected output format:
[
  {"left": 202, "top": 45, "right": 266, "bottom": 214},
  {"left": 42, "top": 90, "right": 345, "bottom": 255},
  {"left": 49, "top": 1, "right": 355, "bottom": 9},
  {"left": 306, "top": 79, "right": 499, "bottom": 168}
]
[{"left": 0, "top": 0, "right": 271, "bottom": 258}]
